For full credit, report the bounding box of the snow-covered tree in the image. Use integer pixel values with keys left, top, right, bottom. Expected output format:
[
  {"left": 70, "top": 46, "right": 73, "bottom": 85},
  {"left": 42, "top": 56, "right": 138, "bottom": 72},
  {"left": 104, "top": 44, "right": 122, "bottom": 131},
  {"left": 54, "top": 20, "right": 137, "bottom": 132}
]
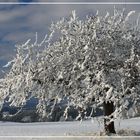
[{"left": 0, "top": 9, "right": 140, "bottom": 134}]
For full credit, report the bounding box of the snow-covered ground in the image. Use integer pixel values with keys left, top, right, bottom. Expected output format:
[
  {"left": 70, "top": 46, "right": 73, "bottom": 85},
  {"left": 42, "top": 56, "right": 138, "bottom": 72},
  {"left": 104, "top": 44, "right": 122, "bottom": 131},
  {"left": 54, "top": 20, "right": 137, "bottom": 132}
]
[{"left": 0, "top": 117, "right": 140, "bottom": 139}]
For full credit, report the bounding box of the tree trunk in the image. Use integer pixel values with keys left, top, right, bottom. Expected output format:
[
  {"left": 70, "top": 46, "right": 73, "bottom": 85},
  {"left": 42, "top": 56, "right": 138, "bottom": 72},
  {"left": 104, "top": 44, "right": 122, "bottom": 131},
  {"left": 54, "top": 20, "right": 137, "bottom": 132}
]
[{"left": 103, "top": 101, "right": 116, "bottom": 134}]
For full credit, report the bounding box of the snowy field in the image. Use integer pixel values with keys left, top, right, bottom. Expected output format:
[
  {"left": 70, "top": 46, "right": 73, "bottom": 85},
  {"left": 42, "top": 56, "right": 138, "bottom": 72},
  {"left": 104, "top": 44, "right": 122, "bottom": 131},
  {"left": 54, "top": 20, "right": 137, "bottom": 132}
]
[{"left": 0, "top": 117, "right": 140, "bottom": 140}]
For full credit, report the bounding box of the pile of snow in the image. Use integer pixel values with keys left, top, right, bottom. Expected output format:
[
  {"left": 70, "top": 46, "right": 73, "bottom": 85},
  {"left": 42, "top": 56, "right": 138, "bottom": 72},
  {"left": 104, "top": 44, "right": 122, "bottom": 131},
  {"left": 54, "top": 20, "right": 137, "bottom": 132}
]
[{"left": 0, "top": 117, "right": 139, "bottom": 136}]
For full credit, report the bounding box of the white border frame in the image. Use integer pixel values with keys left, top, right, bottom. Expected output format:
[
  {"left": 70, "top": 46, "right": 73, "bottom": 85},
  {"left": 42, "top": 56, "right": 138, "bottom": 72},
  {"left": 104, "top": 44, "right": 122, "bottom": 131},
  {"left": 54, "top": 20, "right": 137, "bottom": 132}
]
[
  {"left": 0, "top": 1, "right": 139, "bottom": 139},
  {"left": 0, "top": 136, "right": 140, "bottom": 138},
  {"left": 0, "top": 2, "right": 140, "bottom": 4}
]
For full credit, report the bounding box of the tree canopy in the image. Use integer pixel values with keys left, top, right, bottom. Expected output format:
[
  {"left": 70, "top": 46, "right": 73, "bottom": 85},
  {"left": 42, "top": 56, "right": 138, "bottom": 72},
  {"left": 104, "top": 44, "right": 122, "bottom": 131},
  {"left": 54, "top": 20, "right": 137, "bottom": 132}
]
[{"left": 0, "top": 9, "right": 140, "bottom": 133}]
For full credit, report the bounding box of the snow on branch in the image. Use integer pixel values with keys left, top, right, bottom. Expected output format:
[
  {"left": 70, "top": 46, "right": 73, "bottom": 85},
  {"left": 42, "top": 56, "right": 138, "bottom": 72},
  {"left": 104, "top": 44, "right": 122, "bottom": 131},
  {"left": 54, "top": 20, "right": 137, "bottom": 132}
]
[{"left": 0, "top": 9, "right": 140, "bottom": 121}]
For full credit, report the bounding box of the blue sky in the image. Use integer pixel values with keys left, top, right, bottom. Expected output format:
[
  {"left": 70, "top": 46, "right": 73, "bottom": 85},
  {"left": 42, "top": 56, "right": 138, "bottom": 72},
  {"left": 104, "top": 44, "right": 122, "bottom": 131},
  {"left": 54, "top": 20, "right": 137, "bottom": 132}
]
[{"left": 0, "top": 0, "right": 140, "bottom": 77}]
